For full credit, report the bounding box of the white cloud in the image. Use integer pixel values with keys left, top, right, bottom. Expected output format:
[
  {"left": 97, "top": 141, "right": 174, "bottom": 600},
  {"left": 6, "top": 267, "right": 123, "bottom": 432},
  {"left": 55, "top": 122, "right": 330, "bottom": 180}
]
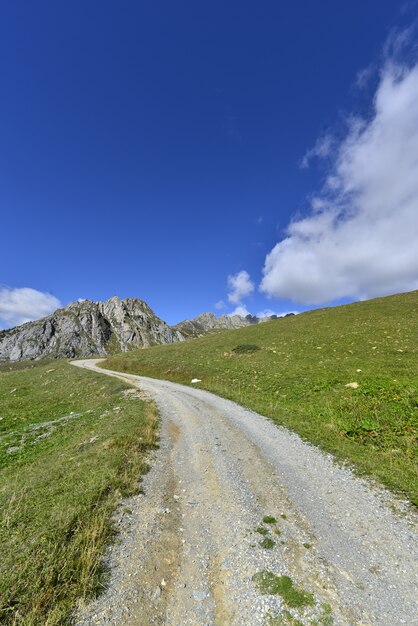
[
  {"left": 257, "top": 309, "right": 299, "bottom": 318},
  {"left": 227, "top": 270, "right": 254, "bottom": 304},
  {"left": 301, "top": 134, "right": 334, "bottom": 169},
  {"left": 228, "top": 305, "right": 251, "bottom": 317},
  {"left": 0, "top": 287, "right": 62, "bottom": 328},
  {"left": 261, "top": 58, "right": 418, "bottom": 305},
  {"left": 214, "top": 299, "right": 226, "bottom": 310},
  {"left": 256, "top": 308, "right": 277, "bottom": 318},
  {"left": 355, "top": 63, "right": 375, "bottom": 90}
]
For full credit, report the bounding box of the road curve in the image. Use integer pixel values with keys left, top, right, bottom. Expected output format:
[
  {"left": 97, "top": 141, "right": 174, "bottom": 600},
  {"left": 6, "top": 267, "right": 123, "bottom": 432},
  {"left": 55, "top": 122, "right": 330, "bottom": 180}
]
[{"left": 71, "top": 359, "right": 417, "bottom": 626}]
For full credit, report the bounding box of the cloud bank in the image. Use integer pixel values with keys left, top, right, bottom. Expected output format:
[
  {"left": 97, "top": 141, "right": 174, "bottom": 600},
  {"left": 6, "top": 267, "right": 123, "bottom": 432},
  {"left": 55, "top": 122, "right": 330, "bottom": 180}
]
[
  {"left": 227, "top": 271, "right": 254, "bottom": 304},
  {"left": 261, "top": 59, "right": 418, "bottom": 305},
  {"left": 0, "top": 287, "right": 62, "bottom": 328},
  {"left": 229, "top": 304, "right": 251, "bottom": 317}
]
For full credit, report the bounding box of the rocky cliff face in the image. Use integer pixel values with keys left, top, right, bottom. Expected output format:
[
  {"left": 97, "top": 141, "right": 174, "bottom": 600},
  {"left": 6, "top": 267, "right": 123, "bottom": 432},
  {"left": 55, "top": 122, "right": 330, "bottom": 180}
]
[{"left": 0, "top": 296, "right": 184, "bottom": 361}]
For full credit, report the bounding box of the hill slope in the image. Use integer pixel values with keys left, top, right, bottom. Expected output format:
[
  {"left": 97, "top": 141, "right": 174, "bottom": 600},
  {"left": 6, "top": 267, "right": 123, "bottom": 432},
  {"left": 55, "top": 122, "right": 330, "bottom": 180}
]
[
  {"left": 104, "top": 290, "right": 418, "bottom": 503},
  {"left": 0, "top": 296, "right": 184, "bottom": 361}
]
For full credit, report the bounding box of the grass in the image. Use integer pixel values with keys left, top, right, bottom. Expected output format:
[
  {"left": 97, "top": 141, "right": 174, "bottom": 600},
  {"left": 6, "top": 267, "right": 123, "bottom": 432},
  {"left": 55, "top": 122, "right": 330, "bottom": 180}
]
[
  {"left": 103, "top": 290, "right": 418, "bottom": 504},
  {"left": 260, "top": 537, "right": 276, "bottom": 549},
  {"left": 232, "top": 344, "right": 261, "bottom": 354},
  {"left": 252, "top": 571, "right": 315, "bottom": 608},
  {"left": 0, "top": 360, "right": 158, "bottom": 625}
]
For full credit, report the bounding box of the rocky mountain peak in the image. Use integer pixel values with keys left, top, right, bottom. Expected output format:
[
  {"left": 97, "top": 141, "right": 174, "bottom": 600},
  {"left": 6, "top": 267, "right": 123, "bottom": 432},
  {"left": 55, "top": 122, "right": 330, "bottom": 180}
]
[{"left": 0, "top": 296, "right": 184, "bottom": 362}]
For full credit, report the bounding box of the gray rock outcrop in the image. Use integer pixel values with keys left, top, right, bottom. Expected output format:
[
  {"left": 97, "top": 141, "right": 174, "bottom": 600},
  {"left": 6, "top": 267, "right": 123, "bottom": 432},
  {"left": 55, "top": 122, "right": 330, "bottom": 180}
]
[{"left": 0, "top": 296, "right": 184, "bottom": 361}]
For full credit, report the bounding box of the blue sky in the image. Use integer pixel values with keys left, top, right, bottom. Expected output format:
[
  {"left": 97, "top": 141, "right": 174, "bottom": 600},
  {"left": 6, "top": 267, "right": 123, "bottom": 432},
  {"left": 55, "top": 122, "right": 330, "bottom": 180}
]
[{"left": 1, "top": 1, "right": 418, "bottom": 327}]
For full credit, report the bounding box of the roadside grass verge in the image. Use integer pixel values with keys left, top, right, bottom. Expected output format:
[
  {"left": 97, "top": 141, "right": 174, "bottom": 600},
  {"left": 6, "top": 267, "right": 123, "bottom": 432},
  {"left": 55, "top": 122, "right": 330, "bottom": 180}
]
[
  {"left": 104, "top": 291, "right": 418, "bottom": 505},
  {"left": 0, "top": 360, "right": 158, "bottom": 625}
]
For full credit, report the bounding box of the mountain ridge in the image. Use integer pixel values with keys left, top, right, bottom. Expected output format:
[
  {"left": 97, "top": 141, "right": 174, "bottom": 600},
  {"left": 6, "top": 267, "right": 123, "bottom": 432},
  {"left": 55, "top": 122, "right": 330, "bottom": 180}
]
[
  {"left": 0, "top": 296, "right": 296, "bottom": 361},
  {"left": 173, "top": 311, "right": 251, "bottom": 337},
  {"left": 0, "top": 296, "right": 183, "bottom": 361},
  {"left": 174, "top": 310, "right": 294, "bottom": 338}
]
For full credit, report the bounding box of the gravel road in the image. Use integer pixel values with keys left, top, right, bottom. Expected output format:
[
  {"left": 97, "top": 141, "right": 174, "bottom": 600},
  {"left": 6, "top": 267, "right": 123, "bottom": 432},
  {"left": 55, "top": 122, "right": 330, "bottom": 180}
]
[{"left": 71, "top": 359, "right": 417, "bottom": 626}]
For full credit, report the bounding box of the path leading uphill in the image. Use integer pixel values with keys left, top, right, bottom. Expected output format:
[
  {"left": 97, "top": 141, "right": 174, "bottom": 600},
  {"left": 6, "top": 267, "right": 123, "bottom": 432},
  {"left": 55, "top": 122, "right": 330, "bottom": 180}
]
[{"left": 71, "top": 360, "right": 417, "bottom": 626}]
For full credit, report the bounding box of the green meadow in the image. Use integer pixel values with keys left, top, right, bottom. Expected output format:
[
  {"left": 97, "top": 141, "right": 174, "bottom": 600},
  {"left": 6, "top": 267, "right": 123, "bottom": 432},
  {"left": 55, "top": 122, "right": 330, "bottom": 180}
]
[
  {"left": 105, "top": 291, "right": 418, "bottom": 505},
  {"left": 0, "top": 360, "right": 158, "bottom": 625}
]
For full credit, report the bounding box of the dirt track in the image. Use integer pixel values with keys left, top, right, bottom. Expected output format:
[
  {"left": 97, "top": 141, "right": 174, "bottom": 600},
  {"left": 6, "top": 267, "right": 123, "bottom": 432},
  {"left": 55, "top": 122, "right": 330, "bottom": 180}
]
[{"left": 72, "top": 359, "right": 417, "bottom": 626}]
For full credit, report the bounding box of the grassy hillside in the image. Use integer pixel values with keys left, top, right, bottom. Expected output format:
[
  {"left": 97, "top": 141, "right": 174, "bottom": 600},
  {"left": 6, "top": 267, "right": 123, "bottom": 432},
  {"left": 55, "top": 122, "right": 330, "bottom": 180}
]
[
  {"left": 105, "top": 291, "right": 418, "bottom": 505},
  {"left": 0, "top": 360, "right": 157, "bottom": 625}
]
